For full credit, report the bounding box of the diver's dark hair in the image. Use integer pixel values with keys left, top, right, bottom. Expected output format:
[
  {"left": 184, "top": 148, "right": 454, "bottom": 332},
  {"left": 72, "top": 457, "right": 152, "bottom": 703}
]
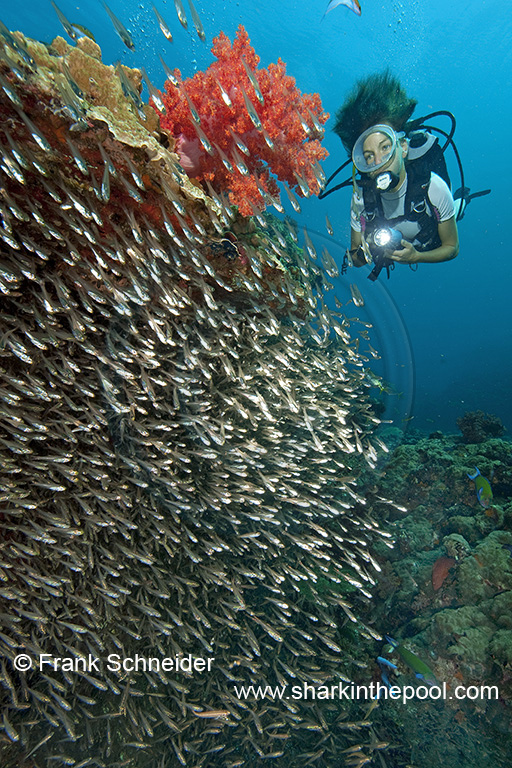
[{"left": 333, "top": 70, "right": 418, "bottom": 155}]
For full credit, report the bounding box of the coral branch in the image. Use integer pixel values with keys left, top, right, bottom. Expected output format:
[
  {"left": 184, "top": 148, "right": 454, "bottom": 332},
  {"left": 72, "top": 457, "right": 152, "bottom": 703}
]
[{"left": 157, "top": 25, "right": 329, "bottom": 216}]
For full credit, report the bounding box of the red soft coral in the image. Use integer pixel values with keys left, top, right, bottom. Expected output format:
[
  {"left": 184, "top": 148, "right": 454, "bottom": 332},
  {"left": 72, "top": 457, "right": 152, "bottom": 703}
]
[{"left": 157, "top": 25, "right": 329, "bottom": 217}]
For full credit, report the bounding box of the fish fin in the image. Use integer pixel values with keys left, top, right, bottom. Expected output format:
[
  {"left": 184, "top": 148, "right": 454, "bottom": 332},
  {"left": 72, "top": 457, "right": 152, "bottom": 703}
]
[
  {"left": 384, "top": 634, "right": 398, "bottom": 648},
  {"left": 467, "top": 467, "right": 480, "bottom": 480},
  {"left": 377, "top": 656, "right": 398, "bottom": 671}
]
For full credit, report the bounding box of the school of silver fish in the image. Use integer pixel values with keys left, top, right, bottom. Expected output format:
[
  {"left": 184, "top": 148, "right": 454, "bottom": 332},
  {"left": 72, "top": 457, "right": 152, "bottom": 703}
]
[{"left": 0, "top": 16, "right": 396, "bottom": 768}]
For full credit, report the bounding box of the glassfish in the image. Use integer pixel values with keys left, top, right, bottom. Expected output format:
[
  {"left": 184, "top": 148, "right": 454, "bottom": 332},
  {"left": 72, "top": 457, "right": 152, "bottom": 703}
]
[
  {"left": 102, "top": 1, "right": 135, "bottom": 50},
  {"left": 188, "top": 0, "right": 205, "bottom": 42},
  {"left": 51, "top": 1, "right": 77, "bottom": 41},
  {"left": 152, "top": 5, "right": 173, "bottom": 41},
  {"left": 322, "top": 0, "right": 361, "bottom": 18},
  {"left": 174, "top": 0, "right": 188, "bottom": 30}
]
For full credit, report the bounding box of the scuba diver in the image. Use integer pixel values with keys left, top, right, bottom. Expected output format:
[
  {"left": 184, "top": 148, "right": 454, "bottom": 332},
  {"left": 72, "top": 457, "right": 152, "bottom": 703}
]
[{"left": 321, "top": 71, "right": 490, "bottom": 281}]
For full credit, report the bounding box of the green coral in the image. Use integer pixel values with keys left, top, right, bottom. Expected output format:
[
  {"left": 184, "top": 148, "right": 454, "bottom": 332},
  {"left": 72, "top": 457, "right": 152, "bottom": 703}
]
[
  {"left": 456, "top": 557, "right": 489, "bottom": 604},
  {"left": 488, "top": 592, "right": 512, "bottom": 629},
  {"left": 416, "top": 438, "right": 457, "bottom": 467},
  {"left": 503, "top": 500, "right": 512, "bottom": 529},
  {"left": 442, "top": 515, "right": 480, "bottom": 543},
  {"left": 489, "top": 630, "right": 512, "bottom": 665},
  {"left": 434, "top": 604, "right": 489, "bottom": 638},
  {"left": 443, "top": 533, "right": 471, "bottom": 559},
  {"left": 447, "top": 626, "right": 495, "bottom": 664},
  {"left": 433, "top": 606, "right": 495, "bottom": 663},
  {"left": 395, "top": 516, "right": 436, "bottom": 554},
  {"left": 473, "top": 532, "right": 512, "bottom": 591}
]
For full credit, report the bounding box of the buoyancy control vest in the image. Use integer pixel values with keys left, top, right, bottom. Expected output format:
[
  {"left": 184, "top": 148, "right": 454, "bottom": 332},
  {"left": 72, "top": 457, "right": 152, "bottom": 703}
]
[{"left": 359, "top": 131, "right": 448, "bottom": 253}]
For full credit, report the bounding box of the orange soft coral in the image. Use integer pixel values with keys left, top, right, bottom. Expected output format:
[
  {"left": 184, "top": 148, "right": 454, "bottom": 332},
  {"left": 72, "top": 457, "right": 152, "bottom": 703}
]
[{"left": 158, "top": 25, "right": 329, "bottom": 217}]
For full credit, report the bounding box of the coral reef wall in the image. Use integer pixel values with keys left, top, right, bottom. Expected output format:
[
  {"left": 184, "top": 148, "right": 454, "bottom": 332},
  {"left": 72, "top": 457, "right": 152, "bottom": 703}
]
[
  {"left": 0, "top": 28, "right": 386, "bottom": 768},
  {"left": 361, "top": 430, "right": 512, "bottom": 767}
]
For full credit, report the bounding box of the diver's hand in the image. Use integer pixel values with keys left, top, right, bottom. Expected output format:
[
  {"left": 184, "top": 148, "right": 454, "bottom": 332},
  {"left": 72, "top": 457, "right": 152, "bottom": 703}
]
[{"left": 390, "top": 240, "right": 419, "bottom": 263}]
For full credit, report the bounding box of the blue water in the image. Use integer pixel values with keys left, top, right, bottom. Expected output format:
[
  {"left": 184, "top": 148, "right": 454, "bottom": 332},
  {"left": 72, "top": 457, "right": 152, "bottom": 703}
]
[{"left": 4, "top": 0, "right": 510, "bottom": 437}]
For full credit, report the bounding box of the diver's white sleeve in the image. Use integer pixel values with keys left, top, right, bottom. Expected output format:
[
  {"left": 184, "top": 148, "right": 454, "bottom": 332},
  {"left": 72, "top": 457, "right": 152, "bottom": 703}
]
[{"left": 427, "top": 173, "right": 456, "bottom": 221}]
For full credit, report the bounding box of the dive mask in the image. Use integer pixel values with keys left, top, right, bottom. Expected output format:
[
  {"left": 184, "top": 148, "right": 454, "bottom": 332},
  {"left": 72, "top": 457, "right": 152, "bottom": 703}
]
[{"left": 352, "top": 124, "right": 402, "bottom": 175}]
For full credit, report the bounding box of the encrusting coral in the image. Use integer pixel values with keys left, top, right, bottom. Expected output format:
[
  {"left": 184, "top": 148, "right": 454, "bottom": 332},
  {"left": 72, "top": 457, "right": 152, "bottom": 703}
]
[
  {"left": 158, "top": 25, "right": 329, "bottom": 215},
  {"left": 350, "top": 426, "right": 512, "bottom": 767},
  {"left": 457, "top": 410, "right": 506, "bottom": 443}
]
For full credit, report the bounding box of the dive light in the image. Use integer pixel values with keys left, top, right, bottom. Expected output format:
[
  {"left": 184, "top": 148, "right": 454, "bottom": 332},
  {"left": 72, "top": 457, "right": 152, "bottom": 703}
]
[{"left": 372, "top": 227, "right": 403, "bottom": 252}]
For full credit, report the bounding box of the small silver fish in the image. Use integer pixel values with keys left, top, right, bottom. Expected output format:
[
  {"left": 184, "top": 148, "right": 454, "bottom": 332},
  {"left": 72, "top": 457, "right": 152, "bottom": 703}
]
[
  {"left": 187, "top": 0, "right": 205, "bottom": 40},
  {"left": 284, "top": 185, "right": 301, "bottom": 213},
  {"left": 98, "top": 142, "right": 115, "bottom": 177},
  {"left": 174, "top": 0, "right": 188, "bottom": 29},
  {"left": 141, "top": 67, "right": 166, "bottom": 114},
  {"left": 159, "top": 54, "right": 179, "bottom": 86},
  {"left": 0, "top": 19, "right": 34, "bottom": 66},
  {"left": 231, "top": 147, "right": 249, "bottom": 176},
  {"left": 65, "top": 136, "right": 88, "bottom": 175},
  {"left": 51, "top": 1, "right": 77, "bottom": 41},
  {"left": 170, "top": 85, "right": 198, "bottom": 124},
  {"left": 308, "top": 107, "right": 324, "bottom": 134},
  {"left": 212, "top": 143, "right": 233, "bottom": 172},
  {"left": 215, "top": 77, "right": 232, "bottom": 107},
  {"left": 16, "top": 108, "right": 52, "bottom": 152},
  {"left": 117, "top": 63, "right": 146, "bottom": 121},
  {"left": 321, "top": 247, "right": 338, "bottom": 278},
  {"left": 261, "top": 127, "right": 274, "bottom": 149},
  {"left": 350, "top": 283, "right": 364, "bottom": 306},
  {"left": 302, "top": 227, "right": 316, "bottom": 259},
  {"left": 69, "top": 23, "right": 96, "bottom": 41},
  {"left": 295, "top": 108, "right": 311, "bottom": 135},
  {"left": 3, "top": 712, "right": 19, "bottom": 742},
  {"left": 193, "top": 123, "right": 214, "bottom": 155},
  {"left": 228, "top": 127, "right": 249, "bottom": 156},
  {"left": 101, "top": 162, "right": 110, "bottom": 202},
  {"left": 152, "top": 4, "right": 173, "bottom": 41},
  {"left": 102, "top": 1, "right": 135, "bottom": 50},
  {"left": 124, "top": 152, "right": 144, "bottom": 189},
  {"left": 241, "top": 85, "right": 262, "bottom": 130},
  {"left": 293, "top": 170, "right": 310, "bottom": 197},
  {"left": 0, "top": 73, "right": 21, "bottom": 107},
  {"left": 61, "top": 60, "right": 84, "bottom": 100},
  {"left": 241, "top": 58, "right": 264, "bottom": 104}
]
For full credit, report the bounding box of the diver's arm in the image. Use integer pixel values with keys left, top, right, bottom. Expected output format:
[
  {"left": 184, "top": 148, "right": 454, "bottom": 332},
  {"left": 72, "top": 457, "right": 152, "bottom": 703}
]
[
  {"left": 349, "top": 229, "right": 367, "bottom": 267},
  {"left": 390, "top": 217, "right": 459, "bottom": 264}
]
